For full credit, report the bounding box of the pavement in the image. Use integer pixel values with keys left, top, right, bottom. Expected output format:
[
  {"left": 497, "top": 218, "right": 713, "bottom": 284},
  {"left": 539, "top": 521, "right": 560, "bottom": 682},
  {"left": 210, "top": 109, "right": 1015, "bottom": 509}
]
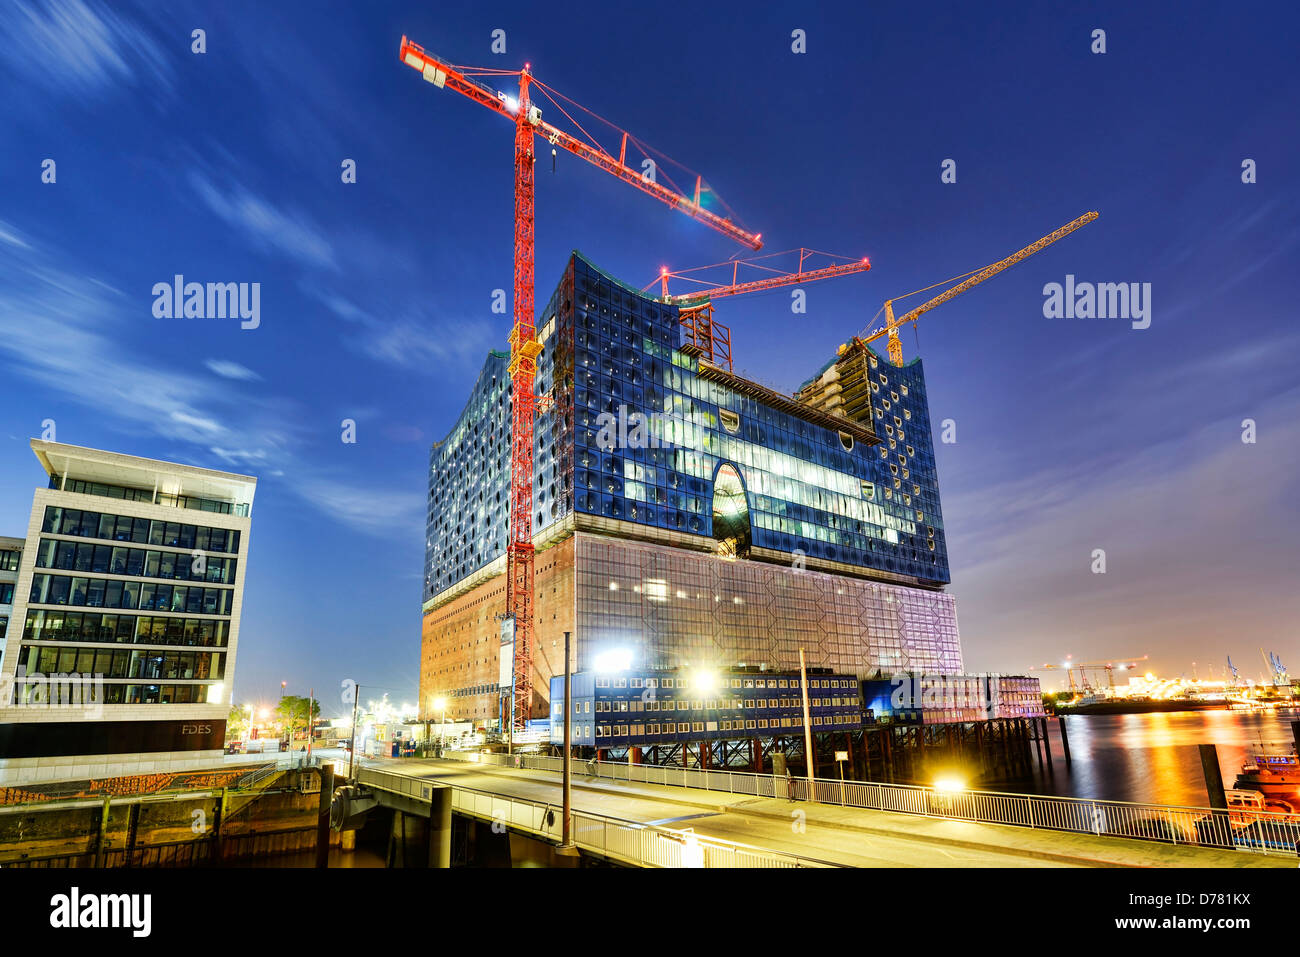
[{"left": 373, "top": 758, "right": 1295, "bottom": 868}]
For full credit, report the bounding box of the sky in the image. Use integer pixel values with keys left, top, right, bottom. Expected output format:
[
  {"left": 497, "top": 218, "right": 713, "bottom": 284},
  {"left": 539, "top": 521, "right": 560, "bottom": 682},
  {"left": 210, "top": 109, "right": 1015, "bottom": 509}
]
[{"left": 1, "top": 1, "right": 1296, "bottom": 713}]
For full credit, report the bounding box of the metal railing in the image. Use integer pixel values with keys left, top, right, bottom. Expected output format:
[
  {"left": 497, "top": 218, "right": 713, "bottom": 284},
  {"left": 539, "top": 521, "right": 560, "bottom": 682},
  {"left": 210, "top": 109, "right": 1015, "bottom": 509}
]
[
  {"left": 356, "top": 765, "right": 831, "bottom": 868},
  {"left": 437, "top": 751, "right": 1300, "bottom": 858}
]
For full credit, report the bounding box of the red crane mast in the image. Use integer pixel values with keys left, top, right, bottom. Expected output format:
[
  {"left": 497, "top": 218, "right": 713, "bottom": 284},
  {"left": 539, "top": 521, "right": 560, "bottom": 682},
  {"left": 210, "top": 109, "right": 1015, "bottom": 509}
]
[{"left": 399, "top": 36, "right": 759, "bottom": 732}]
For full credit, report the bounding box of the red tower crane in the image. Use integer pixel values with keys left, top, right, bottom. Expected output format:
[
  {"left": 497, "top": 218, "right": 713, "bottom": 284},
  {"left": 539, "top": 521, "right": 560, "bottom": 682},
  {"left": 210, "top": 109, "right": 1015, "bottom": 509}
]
[
  {"left": 399, "top": 36, "right": 761, "bottom": 732},
  {"left": 645, "top": 249, "right": 872, "bottom": 371}
]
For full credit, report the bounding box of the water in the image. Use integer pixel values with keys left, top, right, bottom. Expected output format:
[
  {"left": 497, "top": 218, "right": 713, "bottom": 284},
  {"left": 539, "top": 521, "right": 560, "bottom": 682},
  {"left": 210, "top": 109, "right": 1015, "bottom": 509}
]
[{"left": 1003, "top": 710, "right": 1298, "bottom": 807}]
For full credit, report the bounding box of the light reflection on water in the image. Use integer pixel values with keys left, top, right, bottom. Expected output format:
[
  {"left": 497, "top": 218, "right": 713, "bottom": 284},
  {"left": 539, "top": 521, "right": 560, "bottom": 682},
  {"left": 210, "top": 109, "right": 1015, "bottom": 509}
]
[{"left": 998, "top": 710, "right": 1298, "bottom": 806}]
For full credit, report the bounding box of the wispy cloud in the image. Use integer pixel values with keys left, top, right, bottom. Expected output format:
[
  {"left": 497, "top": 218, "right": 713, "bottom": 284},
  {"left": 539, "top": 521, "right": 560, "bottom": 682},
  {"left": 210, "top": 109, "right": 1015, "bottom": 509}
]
[
  {"left": 949, "top": 387, "right": 1300, "bottom": 672},
  {"left": 306, "top": 287, "right": 496, "bottom": 371},
  {"left": 292, "top": 478, "right": 426, "bottom": 536},
  {"left": 0, "top": 221, "right": 31, "bottom": 249},
  {"left": 0, "top": 232, "right": 283, "bottom": 451},
  {"left": 205, "top": 359, "right": 262, "bottom": 381},
  {"left": 0, "top": 225, "right": 426, "bottom": 539},
  {"left": 0, "top": 0, "right": 172, "bottom": 100},
  {"left": 189, "top": 171, "right": 335, "bottom": 270}
]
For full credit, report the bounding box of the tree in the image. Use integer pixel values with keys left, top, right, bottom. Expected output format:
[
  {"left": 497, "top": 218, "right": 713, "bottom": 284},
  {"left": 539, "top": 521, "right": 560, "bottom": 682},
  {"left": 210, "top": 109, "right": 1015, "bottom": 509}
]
[
  {"left": 228, "top": 704, "right": 250, "bottom": 739},
  {"left": 275, "top": 695, "right": 322, "bottom": 742}
]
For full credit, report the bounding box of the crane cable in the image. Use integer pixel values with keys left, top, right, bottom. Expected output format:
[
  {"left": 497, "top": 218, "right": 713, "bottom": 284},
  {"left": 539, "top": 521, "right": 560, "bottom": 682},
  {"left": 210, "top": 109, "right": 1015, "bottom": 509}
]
[{"left": 863, "top": 263, "right": 986, "bottom": 335}]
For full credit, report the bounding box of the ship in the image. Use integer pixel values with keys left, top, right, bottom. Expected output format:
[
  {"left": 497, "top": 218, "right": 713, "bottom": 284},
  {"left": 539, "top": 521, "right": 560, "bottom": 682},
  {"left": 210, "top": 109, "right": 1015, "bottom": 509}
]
[{"left": 1232, "top": 751, "right": 1300, "bottom": 814}]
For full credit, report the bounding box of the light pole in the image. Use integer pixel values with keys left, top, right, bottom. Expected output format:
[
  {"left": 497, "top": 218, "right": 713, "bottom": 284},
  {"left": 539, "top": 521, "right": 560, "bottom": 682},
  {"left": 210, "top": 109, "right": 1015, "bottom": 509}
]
[
  {"left": 799, "top": 648, "right": 815, "bottom": 801},
  {"left": 433, "top": 697, "right": 447, "bottom": 754},
  {"left": 562, "top": 631, "right": 572, "bottom": 847},
  {"left": 347, "top": 684, "right": 360, "bottom": 782}
]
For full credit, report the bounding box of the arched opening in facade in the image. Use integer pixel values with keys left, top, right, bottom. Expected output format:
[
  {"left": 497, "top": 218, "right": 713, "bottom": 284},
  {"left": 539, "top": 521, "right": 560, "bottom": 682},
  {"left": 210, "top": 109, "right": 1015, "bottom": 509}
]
[{"left": 712, "top": 463, "right": 751, "bottom": 558}]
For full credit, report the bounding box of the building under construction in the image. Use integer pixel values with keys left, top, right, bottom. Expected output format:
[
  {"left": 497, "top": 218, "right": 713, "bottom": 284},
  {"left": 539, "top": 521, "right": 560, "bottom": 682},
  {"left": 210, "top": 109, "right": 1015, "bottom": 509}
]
[
  {"left": 421, "top": 252, "right": 981, "bottom": 732},
  {"left": 399, "top": 33, "right": 1070, "bottom": 778}
]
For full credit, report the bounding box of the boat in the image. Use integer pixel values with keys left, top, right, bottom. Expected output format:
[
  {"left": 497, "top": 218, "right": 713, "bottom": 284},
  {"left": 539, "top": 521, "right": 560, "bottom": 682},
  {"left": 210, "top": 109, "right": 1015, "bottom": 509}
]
[{"left": 1233, "top": 751, "right": 1300, "bottom": 814}]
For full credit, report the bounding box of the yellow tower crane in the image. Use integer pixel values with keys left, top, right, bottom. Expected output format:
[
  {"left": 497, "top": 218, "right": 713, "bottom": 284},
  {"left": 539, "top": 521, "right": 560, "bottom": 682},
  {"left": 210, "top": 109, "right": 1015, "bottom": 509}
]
[{"left": 854, "top": 211, "right": 1099, "bottom": 365}]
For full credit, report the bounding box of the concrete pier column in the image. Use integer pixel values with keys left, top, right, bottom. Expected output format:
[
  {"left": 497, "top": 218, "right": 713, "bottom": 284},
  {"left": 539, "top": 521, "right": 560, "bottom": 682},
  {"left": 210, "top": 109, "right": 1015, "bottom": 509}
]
[
  {"left": 210, "top": 789, "right": 226, "bottom": 863},
  {"left": 1057, "top": 715, "right": 1072, "bottom": 765},
  {"left": 428, "top": 786, "right": 452, "bottom": 868},
  {"left": 93, "top": 796, "right": 112, "bottom": 867},
  {"left": 315, "top": 765, "right": 333, "bottom": 868},
  {"left": 1199, "top": 743, "right": 1232, "bottom": 848},
  {"left": 124, "top": 802, "right": 141, "bottom": 868}
]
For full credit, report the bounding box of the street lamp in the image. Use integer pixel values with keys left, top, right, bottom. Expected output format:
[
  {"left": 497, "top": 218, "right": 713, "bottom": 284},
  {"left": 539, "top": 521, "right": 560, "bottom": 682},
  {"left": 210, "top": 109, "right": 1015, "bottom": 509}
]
[{"left": 433, "top": 697, "right": 447, "bottom": 753}]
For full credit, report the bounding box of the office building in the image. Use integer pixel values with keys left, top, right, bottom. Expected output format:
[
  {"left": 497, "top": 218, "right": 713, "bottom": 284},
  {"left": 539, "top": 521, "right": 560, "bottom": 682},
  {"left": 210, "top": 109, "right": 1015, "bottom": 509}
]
[{"left": 0, "top": 440, "right": 256, "bottom": 786}]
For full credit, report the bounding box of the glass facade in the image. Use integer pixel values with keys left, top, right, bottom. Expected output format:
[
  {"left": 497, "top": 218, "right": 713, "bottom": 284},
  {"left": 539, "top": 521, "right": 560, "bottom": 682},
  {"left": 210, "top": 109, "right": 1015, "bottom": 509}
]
[
  {"left": 425, "top": 352, "right": 512, "bottom": 599},
  {"left": 423, "top": 253, "right": 962, "bottom": 686},
  {"left": 426, "top": 253, "right": 950, "bottom": 602},
  {"left": 8, "top": 505, "right": 240, "bottom": 707},
  {"left": 50, "top": 476, "right": 249, "bottom": 515}
]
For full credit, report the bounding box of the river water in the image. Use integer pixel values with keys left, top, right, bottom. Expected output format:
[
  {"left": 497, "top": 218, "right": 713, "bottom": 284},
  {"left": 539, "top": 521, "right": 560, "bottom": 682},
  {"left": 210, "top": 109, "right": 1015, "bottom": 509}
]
[{"left": 1002, "top": 710, "right": 1299, "bottom": 807}]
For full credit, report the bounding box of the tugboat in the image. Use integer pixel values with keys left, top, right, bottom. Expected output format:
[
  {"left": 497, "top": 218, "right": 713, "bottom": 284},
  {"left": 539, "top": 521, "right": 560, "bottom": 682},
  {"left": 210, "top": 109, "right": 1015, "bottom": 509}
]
[{"left": 1233, "top": 751, "right": 1300, "bottom": 814}]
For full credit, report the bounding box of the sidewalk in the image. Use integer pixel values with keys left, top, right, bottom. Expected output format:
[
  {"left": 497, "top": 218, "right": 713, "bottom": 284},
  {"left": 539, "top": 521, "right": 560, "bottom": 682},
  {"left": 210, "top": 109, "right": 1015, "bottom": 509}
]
[{"left": 458, "top": 761, "right": 1294, "bottom": 868}]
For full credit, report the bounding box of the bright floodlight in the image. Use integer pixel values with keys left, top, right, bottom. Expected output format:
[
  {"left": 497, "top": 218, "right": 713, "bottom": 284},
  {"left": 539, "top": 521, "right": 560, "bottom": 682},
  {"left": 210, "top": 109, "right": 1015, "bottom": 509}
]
[
  {"left": 681, "top": 830, "right": 705, "bottom": 868},
  {"left": 434, "top": 697, "right": 447, "bottom": 711},
  {"left": 592, "top": 648, "right": 633, "bottom": 673},
  {"left": 934, "top": 775, "right": 966, "bottom": 794},
  {"left": 693, "top": 670, "right": 719, "bottom": 693}
]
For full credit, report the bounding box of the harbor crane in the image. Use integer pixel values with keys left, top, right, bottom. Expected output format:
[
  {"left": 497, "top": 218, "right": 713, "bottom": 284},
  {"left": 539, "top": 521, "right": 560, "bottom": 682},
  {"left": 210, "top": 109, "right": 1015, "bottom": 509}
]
[
  {"left": 1030, "top": 654, "right": 1148, "bottom": 695},
  {"left": 399, "top": 36, "right": 760, "bottom": 732}
]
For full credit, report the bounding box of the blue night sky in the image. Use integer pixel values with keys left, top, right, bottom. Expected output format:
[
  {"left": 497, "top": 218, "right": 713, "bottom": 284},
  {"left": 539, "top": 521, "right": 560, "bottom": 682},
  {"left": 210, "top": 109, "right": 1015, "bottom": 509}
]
[{"left": 1, "top": 1, "right": 1296, "bottom": 713}]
